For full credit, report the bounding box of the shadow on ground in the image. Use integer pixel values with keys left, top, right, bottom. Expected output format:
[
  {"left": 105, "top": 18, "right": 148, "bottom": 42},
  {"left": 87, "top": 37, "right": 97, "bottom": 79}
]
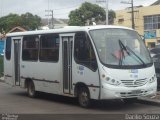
[{"left": 12, "top": 91, "right": 140, "bottom": 111}]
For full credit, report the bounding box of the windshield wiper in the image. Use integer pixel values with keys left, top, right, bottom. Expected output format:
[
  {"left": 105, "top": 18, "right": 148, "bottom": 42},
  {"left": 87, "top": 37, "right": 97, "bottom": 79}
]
[
  {"left": 125, "top": 46, "right": 146, "bottom": 67},
  {"left": 118, "top": 40, "right": 130, "bottom": 66},
  {"left": 118, "top": 40, "right": 146, "bottom": 67}
]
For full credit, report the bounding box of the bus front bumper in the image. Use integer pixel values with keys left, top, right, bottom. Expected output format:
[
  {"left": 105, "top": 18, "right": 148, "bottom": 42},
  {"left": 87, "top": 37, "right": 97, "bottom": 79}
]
[{"left": 100, "top": 82, "right": 157, "bottom": 100}]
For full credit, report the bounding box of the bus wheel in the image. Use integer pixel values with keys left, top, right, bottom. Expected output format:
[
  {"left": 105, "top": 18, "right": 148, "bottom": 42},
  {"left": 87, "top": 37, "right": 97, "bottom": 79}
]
[
  {"left": 78, "top": 87, "right": 90, "bottom": 108},
  {"left": 27, "top": 81, "right": 36, "bottom": 98},
  {"left": 123, "top": 98, "right": 137, "bottom": 104}
]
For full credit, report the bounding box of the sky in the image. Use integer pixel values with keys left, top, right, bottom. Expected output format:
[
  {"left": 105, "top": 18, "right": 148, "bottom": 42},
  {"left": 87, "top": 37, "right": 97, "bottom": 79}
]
[{"left": 0, "top": 0, "right": 156, "bottom": 19}]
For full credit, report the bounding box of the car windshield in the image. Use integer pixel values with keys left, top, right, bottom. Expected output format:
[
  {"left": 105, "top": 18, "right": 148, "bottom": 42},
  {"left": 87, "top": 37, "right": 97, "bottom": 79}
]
[{"left": 89, "top": 28, "right": 152, "bottom": 68}]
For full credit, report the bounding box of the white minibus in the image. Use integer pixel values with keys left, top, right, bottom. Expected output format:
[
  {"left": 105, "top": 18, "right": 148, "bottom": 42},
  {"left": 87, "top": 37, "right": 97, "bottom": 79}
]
[{"left": 4, "top": 25, "right": 157, "bottom": 107}]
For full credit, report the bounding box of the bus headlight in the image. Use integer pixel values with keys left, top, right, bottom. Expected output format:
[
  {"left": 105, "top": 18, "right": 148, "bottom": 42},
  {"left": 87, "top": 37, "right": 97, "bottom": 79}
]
[
  {"left": 105, "top": 77, "right": 121, "bottom": 86},
  {"left": 149, "top": 74, "right": 156, "bottom": 83}
]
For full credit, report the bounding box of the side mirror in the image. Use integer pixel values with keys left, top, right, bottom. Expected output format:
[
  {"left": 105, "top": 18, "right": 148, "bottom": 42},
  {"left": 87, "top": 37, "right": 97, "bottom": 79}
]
[{"left": 139, "top": 34, "right": 145, "bottom": 43}]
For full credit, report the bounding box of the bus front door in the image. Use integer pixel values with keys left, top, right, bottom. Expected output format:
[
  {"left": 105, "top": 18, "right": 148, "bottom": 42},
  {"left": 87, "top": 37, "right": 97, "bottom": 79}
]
[
  {"left": 13, "top": 39, "right": 21, "bottom": 86},
  {"left": 62, "top": 36, "right": 73, "bottom": 94}
]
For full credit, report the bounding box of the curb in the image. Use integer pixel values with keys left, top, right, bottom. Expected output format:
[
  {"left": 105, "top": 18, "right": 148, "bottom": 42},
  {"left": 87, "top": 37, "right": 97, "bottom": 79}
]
[
  {"left": 137, "top": 97, "right": 160, "bottom": 107},
  {"left": 0, "top": 79, "right": 4, "bottom": 82},
  {"left": 0, "top": 77, "right": 4, "bottom": 83}
]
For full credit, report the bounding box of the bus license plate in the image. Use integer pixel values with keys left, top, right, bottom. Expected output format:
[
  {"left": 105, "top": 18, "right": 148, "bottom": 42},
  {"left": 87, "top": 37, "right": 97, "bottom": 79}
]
[{"left": 132, "top": 90, "right": 141, "bottom": 94}]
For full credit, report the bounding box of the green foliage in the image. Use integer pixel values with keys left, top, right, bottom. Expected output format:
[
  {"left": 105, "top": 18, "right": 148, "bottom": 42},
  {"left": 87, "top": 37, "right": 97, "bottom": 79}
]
[
  {"left": 0, "top": 14, "right": 21, "bottom": 33},
  {"left": 68, "top": 2, "right": 116, "bottom": 26},
  {"left": 0, "top": 12, "right": 41, "bottom": 33},
  {"left": 68, "top": 2, "right": 105, "bottom": 26},
  {"left": 108, "top": 10, "right": 116, "bottom": 25},
  {"left": 21, "top": 12, "right": 41, "bottom": 30},
  {"left": 68, "top": 10, "right": 85, "bottom": 26}
]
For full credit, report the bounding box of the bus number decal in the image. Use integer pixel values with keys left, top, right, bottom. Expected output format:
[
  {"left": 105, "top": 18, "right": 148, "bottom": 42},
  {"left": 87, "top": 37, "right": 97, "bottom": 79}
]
[
  {"left": 77, "top": 65, "right": 84, "bottom": 75},
  {"left": 129, "top": 69, "right": 138, "bottom": 73}
]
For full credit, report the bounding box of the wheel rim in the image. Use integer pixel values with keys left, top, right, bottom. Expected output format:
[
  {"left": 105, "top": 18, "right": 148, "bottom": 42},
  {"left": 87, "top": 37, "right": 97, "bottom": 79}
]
[
  {"left": 79, "top": 91, "right": 89, "bottom": 107},
  {"left": 28, "top": 82, "right": 35, "bottom": 96}
]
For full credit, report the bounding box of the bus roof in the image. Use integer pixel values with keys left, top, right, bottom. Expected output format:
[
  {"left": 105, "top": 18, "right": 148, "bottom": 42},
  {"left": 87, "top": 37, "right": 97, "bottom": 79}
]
[{"left": 6, "top": 25, "right": 134, "bottom": 37}]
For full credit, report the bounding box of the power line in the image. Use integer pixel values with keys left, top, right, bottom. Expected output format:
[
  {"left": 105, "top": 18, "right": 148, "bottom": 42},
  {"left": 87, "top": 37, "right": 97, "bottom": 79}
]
[
  {"left": 54, "top": 11, "right": 71, "bottom": 15},
  {"left": 45, "top": 10, "right": 54, "bottom": 29},
  {"left": 53, "top": 5, "right": 80, "bottom": 10}
]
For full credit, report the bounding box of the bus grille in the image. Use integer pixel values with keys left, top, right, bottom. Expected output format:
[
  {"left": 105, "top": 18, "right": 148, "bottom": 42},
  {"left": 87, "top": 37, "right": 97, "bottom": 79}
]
[{"left": 121, "top": 79, "right": 147, "bottom": 87}]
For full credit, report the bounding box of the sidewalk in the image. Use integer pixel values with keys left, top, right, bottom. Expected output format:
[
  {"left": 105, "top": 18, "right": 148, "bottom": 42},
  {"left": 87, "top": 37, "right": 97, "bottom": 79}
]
[
  {"left": 137, "top": 91, "right": 160, "bottom": 106},
  {"left": 0, "top": 76, "right": 4, "bottom": 82}
]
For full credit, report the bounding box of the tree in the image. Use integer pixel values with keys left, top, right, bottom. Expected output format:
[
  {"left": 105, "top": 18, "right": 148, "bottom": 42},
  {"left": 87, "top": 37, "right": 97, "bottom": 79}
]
[
  {"left": 21, "top": 12, "right": 41, "bottom": 30},
  {"left": 0, "top": 13, "right": 41, "bottom": 33},
  {"left": 68, "top": 2, "right": 116, "bottom": 26},
  {"left": 0, "top": 13, "right": 21, "bottom": 33},
  {"left": 68, "top": 2, "right": 105, "bottom": 26},
  {"left": 108, "top": 10, "right": 116, "bottom": 25}
]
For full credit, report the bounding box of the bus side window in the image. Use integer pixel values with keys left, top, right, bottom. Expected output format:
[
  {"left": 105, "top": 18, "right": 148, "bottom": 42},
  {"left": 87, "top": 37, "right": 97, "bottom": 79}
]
[
  {"left": 74, "top": 32, "right": 98, "bottom": 71},
  {"left": 39, "top": 34, "right": 59, "bottom": 62},
  {"left": 5, "top": 37, "right": 12, "bottom": 60},
  {"left": 22, "top": 35, "right": 39, "bottom": 61},
  {"left": 22, "top": 49, "right": 30, "bottom": 60}
]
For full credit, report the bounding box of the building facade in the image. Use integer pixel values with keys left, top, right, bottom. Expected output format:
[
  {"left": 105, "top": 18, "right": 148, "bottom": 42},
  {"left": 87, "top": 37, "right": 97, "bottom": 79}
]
[{"left": 114, "top": 3, "right": 160, "bottom": 48}]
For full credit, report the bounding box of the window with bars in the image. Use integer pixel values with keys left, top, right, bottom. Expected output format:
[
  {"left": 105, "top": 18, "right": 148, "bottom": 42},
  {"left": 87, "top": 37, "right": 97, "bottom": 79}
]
[
  {"left": 22, "top": 35, "right": 39, "bottom": 61},
  {"left": 144, "top": 15, "right": 160, "bottom": 30},
  {"left": 39, "top": 34, "right": 59, "bottom": 62}
]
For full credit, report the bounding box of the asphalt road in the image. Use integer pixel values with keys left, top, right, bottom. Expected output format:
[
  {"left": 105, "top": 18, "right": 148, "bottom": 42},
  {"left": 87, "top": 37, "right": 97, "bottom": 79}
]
[{"left": 0, "top": 82, "right": 160, "bottom": 120}]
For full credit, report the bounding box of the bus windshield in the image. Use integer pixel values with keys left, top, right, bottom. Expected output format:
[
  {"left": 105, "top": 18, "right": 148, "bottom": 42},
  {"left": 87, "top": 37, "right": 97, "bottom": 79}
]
[{"left": 89, "top": 28, "right": 152, "bottom": 68}]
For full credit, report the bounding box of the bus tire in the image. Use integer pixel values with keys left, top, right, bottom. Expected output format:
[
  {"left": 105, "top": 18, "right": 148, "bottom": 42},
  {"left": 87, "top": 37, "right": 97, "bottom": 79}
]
[
  {"left": 78, "top": 87, "right": 91, "bottom": 108},
  {"left": 27, "top": 80, "right": 36, "bottom": 98}
]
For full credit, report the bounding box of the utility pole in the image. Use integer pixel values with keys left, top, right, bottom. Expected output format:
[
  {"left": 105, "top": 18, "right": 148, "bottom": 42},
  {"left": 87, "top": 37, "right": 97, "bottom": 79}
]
[
  {"left": 45, "top": 10, "right": 54, "bottom": 29},
  {"left": 96, "top": 0, "right": 108, "bottom": 25},
  {"left": 131, "top": 0, "right": 135, "bottom": 29},
  {"left": 121, "top": 0, "right": 135, "bottom": 29}
]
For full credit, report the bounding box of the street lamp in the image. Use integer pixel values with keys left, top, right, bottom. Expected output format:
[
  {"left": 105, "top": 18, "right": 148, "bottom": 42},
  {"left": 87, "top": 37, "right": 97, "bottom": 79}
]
[
  {"left": 96, "top": 0, "right": 109, "bottom": 25},
  {"left": 121, "top": 0, "right": 135, "bottom": 29}
]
